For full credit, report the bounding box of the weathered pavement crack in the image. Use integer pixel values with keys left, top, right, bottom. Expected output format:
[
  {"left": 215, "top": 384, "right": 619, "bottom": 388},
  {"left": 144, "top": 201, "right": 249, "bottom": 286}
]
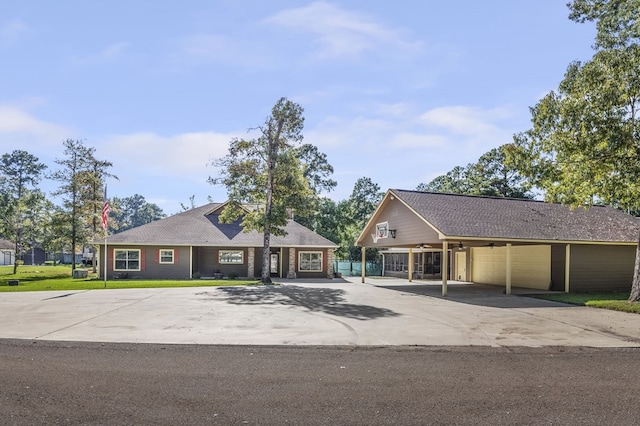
[{"left": 35, "top": 290, "right": 168, "bottom": 340}]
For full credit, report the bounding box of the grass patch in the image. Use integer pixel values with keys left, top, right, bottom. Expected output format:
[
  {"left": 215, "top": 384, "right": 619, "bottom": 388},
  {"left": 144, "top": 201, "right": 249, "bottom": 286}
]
[
  {"left": 531, "top": 292, "right": 640, "bottom": 314},
  {"left": 0, "top": 265, "right": 260, "bottom": 292}
]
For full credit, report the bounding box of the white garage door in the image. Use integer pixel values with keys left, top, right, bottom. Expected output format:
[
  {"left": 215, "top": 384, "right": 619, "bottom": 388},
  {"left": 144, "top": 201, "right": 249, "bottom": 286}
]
[{"left": 471, "top": 245, "right": 551, "bottom": 290}]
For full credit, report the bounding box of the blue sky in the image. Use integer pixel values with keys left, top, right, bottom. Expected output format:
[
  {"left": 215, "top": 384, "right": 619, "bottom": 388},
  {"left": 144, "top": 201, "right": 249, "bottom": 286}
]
[{"left": 2, "top": 1, "right": 596, "bottom": 214}]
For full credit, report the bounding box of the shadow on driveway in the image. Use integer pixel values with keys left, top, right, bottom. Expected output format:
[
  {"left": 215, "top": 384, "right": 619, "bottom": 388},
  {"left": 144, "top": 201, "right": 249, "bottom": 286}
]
[
  {"left": 376, "top": 284, "right": 575, "bottom": 309},
  {"left": 207, "top": 285, "right": 400, "bottom": 320}
]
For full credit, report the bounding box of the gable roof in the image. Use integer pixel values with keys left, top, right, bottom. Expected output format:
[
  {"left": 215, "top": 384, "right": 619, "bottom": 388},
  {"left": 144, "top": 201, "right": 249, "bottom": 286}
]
[
  {"left": 106, "top": 203, "right": 338, "bottom": 248},
  {"left": 0, "top": 238, "right": 13, "bottom": 250},
  {"left": 360, "top": 189, "right": 640, "bottom": 244}
]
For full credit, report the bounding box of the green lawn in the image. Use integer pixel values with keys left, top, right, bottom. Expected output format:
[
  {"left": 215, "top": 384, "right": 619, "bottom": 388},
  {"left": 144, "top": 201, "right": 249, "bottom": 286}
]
[
  {"left": 531, "top": 292, "right": 640, "bottom": 314},
  {"left": 0, "top": 265, "right": 260, "bottom": 292}
]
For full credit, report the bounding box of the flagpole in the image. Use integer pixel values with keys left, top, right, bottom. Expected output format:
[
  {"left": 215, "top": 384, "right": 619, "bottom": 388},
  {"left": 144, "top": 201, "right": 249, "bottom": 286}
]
[
  {"left": 102, "top": 185, "right": 110, "bottom": 288},
  {"left": 104, "top": 233, "right": 107, "bottom": 288}
]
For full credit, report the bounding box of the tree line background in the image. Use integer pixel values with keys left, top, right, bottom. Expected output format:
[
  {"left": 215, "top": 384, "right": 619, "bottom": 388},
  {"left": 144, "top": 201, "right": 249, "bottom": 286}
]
[{"left": 0, "top": 134, "right": 527, "bottom": 275}]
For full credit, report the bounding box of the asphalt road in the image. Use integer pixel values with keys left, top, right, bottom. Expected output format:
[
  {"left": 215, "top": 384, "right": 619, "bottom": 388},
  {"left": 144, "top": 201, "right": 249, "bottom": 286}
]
[{"left": 2, "top": 339, "right": 639, "bottom": 425}]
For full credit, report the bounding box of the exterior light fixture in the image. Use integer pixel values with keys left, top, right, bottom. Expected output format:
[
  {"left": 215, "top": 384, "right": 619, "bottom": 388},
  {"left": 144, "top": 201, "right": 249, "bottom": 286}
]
[{"left": 389, "top": 229, "right": 396, "bottom": 238}]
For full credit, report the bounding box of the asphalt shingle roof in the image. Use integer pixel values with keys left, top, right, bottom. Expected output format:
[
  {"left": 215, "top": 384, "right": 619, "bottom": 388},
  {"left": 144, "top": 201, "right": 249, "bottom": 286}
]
[
  {"left": 0, "top": 238, "right": 13, "bottom": 250},
  {"left": 392, "top": 189, "right": 640, "bottom": 243},
  {"left": 106, "top": 203, "right": 338, "bottom": 247}
]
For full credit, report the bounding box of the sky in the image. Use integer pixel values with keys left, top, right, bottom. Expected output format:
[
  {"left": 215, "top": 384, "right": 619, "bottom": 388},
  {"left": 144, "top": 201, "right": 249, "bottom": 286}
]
[{"left": 1, "top": 1, "right": 597, "bottom": 214}]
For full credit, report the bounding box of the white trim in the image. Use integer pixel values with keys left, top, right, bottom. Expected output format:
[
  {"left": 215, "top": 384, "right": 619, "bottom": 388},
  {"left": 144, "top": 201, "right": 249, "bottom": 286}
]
[
  {"left": 442, "top": 235, "right": 637, "bottom": 246},
  {"left": 375, "top": 221, "right": 389, "bottom": 239},
  {"left": 298, "top": 251, "right": 323, "bottom": 272},
  {"left": 113, "top": 249, "right": 141, "bottom": 271},
  {"left": 159, "top": 249, "right": 174, "bottom": 264},
  {"left": 219, "top": 250, "right": 244, "bottom": 264}
]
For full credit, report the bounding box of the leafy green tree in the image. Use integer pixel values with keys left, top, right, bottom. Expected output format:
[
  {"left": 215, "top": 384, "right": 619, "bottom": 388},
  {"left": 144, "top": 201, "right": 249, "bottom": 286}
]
[
  {"left": 417, "top": 166, "right": 470, "bottom": 194},
  {"left": 294, "top": 196, "right": 341, "bottom": 245},
  {"left": 210, "top": 97, "right": 335, "bottom": 283},
  {"left": 50, "top": 139, "right": 114, "bottom": 271},
  {"left": 83, "top": 157, "right": 117, "bottom": 271},
  {"left": 336, "top": 177, "right": 384, "bottom": 262},
  {"left": 112, "top": 194, "right": 166, "bottom": 232},
  {"left": 568, "top": 0, "right": 640, "bottom": 49},
  {"left": 468, "top": 146, "right": 533, "bottom": 198},
  {"left": 417, "top": 145, "right": 533, "bottom": 199},
  {"left": 0, "top": 150, "right": 47, "bottom": 273},
  {"left": 512, "top": 0, "right": 640, "bottom": 300}
]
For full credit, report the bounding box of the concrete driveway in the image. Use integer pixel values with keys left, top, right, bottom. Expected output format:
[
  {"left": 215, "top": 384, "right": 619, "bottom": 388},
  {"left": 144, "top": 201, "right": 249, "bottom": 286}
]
[{"left": 1, "top": 277, "right": 640, "bottom": 347}]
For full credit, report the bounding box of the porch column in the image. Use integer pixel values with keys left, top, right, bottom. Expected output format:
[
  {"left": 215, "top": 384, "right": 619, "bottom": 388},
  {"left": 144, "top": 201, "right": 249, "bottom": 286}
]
[
  {"left": 287, "top": 247, "right": 296, "bottom": 279},
  {"left": 565, "top": 244, "right": 571, "bottom": 293},
  {"left": 189, "top": 246, "right": 193, "bottom": 279},
  {"left": 326, "top": 248, "right": 334, "bottom": 279},
  {"left": 408, "top": 248, "right": 413, "bottom": 282},
  {"left": 442, "top": 241, "right": 448, "bottom": 296},
  {"left": 247, "top": 247, "right": 255, "bottom": 279},
  {"left": 361, "top": 247, "right": 366, "bottom": 283},
  {"left": 279, "top": 247, "right": 284, "bottom": 278},
  {"left": 506, "top": 243, "right": 512, "bottom": 295}
]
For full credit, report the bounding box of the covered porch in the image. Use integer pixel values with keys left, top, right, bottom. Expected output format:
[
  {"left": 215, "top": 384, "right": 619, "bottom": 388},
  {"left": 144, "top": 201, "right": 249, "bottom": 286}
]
[{"left": 361, "top": 240, "right": 566, "bottom": 296}]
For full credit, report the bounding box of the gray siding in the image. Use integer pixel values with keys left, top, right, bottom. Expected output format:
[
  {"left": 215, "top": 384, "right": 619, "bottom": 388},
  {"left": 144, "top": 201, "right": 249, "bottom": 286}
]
[
  {"left": 102, "top": 246, "right": 191, "bottom": 280},
  {"left": 195, "top": 247, "right": 249, "bottom": 278},
  {"left": 145, "top": 246, "right": 191, "bottom": 279},
  {"left": 569, "top": 245, "right": 635, "bottom": 292}
]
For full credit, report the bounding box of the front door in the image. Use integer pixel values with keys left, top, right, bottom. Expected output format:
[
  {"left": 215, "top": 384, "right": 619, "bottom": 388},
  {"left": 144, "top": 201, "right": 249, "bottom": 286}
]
[
  {"left": 455, "top": 251, "right": 467, "bottom": 281},
  {"left": 270, "top": 253, "right": 279, "bottom": 276}
]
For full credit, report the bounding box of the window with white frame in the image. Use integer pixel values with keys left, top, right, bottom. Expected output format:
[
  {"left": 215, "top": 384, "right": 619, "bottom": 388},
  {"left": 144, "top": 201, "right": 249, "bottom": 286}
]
[
  {"left": 299, "top": 251, "right": 323, "bottom": 272},
  {"left": 114, "top": 249, "right": 141, "bottom": 271},
  {"left": 159, "top": 249, "right": 174, "bottom": 264},
  {"left": 219, "top": 250, "right": 243, "bottom": 264}
]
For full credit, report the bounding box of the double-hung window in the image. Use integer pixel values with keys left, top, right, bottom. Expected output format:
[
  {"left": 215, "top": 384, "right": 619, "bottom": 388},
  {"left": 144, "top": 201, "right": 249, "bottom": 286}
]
[
  {"left": 159, "top": 249, "right": 174, "bottom": 264},
  {"left": 114, "top": 249, "right": 141, "bottom": 271}
]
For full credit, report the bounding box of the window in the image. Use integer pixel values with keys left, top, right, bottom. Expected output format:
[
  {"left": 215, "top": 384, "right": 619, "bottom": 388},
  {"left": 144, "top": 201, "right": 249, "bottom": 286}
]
[
  {"left": 299, "top": 251, "right": 323, "bottom": 272},
  {"left": 114, "top": 249, "right": 140, "bottom": 271},
  {"left": 159, "top": 249, "right": 174, "bottom": 264},
  {"left": 219, "top": 250, "right": 243, "bottom": 264}
]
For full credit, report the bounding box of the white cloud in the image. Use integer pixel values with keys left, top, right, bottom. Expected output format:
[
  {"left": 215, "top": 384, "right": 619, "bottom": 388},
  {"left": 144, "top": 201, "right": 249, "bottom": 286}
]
[
  {"left": 0, "top": 105, "right": 69, "bottom": 143},
  {"left": 264, "top": 1, "right": 421, "bottom": 59},
  {"left": 102, "top": 131, "right": 236, "bottom": 177},
  {"left": 0, "top": 19, "right": 34, "bottom": 48},
  {"left": 71, "top": 42, "right": 130, "bottom": 66},
  {"left": 419, "top": 105, "right": 514, "bottom": 147},
  {"left": 100, "top": 131, "right": 242, "bottom": 214}
]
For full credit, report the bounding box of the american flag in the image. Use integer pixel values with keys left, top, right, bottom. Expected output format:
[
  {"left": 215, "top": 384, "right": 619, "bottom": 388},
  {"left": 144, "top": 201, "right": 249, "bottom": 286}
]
[{"left": 102, "top": 186, "right": 110, "bottom": 231}]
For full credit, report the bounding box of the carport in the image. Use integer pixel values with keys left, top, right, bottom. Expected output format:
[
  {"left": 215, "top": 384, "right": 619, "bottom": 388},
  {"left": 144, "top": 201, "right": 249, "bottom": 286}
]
[{"left": 355, "top": 189, "right": 639, "bottom": 296}]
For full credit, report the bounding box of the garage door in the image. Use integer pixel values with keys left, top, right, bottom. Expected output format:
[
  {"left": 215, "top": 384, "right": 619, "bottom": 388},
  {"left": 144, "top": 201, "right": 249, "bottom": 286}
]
[{"left": 471, "top": 245, "right": 551, "bottom": 290}]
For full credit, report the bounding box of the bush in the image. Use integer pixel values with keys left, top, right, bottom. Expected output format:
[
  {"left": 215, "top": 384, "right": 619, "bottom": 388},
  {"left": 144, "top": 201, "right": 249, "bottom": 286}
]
[
  {"left": 192, "top": 271, "right": 201, "bottom": 279},
  {"left": 228, "top": 272, "right": 239, "bottom": 280}
]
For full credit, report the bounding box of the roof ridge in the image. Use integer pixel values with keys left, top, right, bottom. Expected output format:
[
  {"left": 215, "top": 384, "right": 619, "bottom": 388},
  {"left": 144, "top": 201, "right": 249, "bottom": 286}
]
[
  {"left": 393, "top": 188, "right": 541, "bottom": 203},
  {"left": 392, "top": 188, "right": 616, "bottom": 208}
]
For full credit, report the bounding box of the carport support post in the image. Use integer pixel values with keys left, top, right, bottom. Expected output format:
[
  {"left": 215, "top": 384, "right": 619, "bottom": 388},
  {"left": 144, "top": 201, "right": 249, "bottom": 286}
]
[
  {"left": 506, "top": 243, "right": 512, "bottom": 295},
  {"left": 408, "top": 248, "right": 413, "bottom": 282},
  {"left": 442, "top": 241, "right": 448, "bottom": 296},
  {"left": 361, "top": 246, "right": 366, "bottom": 283},
  {"left": 565, "top": 244, "right": 571, "bottom": 293}
]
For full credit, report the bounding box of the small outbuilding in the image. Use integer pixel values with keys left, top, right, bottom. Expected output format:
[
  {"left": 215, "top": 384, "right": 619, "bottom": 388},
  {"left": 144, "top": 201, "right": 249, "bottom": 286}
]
[
  {"left": 100, "top": 202, "right": 338, "bottom": 280},
  {"left": 356, "top": 189, "right": 640, "bottom": 295},
  {"left": 0, "top": 238, "right": 15, "bottom": 266}
]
